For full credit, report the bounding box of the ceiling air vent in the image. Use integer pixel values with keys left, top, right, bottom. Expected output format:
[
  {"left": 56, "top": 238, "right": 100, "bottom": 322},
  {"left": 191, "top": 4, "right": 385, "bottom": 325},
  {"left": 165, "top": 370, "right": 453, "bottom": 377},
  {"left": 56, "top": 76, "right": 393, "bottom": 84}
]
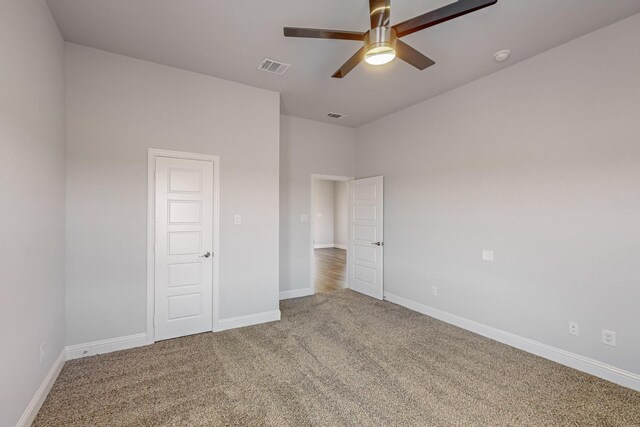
[
  {"left": 327, "top": 112, "right": 345, "bottom": 119},
  {"left": 258, "top": 58, "right": 290, "bottom": 75}
]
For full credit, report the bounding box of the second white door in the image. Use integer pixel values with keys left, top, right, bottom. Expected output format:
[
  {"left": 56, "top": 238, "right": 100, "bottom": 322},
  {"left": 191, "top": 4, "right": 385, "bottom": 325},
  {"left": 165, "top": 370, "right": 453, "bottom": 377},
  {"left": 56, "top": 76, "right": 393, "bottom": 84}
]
[
  {"left": 349, "top": 176, "right": 384, "bottom": 300},
  {"left": 155, "top": 157, "right": 214, "bottom": 341}
]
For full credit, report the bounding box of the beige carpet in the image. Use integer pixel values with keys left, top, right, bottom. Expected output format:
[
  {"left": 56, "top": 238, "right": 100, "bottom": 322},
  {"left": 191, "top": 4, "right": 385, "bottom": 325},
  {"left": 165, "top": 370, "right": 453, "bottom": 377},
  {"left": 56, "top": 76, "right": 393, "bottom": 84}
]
[{"left": 35, "top": 290, "right": 640, "bottom": 426}]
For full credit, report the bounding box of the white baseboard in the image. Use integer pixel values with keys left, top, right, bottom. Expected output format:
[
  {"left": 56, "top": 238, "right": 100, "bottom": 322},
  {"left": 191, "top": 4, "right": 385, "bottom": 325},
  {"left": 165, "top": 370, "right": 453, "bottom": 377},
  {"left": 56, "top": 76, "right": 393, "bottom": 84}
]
[
  {"left": 384, "top": 292, "right": 640, "bottom": 392},
  {"left": 16, "top": 349, "right": 65, "bottom": 427},
  {"left": 314, "top": 244, "right": 347, "bottom": 250},
  {"left": 314, "top": 243, "right": 334, "bottom": 249},
  {"left": 65, "top": 310, "right": 282, "bottom": 359},
  {"left": 65, "top": 333, "right": 148, "bottom": 360},
  {"left": 280, "top": 287, "right": 315, "bottom": 300},
  {"left": 218, "top": 310, "right": 281, "bottom": 331}
]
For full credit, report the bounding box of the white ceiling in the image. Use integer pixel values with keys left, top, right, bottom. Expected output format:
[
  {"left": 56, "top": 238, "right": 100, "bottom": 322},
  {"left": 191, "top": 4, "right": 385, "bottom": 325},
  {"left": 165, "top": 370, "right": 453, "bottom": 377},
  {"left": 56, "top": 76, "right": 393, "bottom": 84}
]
[{"left": 46, "top": 0, "right": 640, "bottom": 127}]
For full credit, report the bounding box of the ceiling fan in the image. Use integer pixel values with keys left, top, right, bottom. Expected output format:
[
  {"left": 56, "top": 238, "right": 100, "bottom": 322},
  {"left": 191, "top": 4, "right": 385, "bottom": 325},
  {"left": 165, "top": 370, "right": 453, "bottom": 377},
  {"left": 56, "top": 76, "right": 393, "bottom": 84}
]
[{"left": 284, "top": 0, "right": 497, "bottom": 78}]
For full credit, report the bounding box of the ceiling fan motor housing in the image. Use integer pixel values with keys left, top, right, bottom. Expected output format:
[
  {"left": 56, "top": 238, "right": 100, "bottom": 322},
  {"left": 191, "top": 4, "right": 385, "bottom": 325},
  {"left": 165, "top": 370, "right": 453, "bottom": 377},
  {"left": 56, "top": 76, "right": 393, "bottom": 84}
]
[{"left": 364, "top": 26, "right": 397, "bottom": 52}]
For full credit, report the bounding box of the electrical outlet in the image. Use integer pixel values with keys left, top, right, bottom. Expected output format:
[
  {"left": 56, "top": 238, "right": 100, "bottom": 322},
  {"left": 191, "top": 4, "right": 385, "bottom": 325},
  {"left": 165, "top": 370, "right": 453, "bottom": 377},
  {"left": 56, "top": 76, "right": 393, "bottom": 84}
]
[
  {"left": 234, "top": 214, "right": 241, "bottom": 225},
  {"left": 39, "top": 342, "right": 46, "bottom": 363},
  {"left": 569, "top": 322, "right": 579, "bottom": 336},
  {"left": 431, "top": 286, "right": 438, "bottom": 297},
  {"left": 482, "top": 250, "right": 494, "bottom": 262},
  {"left": 602, "top": 329, "right": 616, "bottom": 347}
]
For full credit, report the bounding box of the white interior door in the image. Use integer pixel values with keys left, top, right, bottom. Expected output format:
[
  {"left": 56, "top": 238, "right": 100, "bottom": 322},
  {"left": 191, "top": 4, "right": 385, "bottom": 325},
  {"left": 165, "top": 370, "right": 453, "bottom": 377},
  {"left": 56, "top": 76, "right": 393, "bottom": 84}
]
[
  {"left": 349, "top": 176, "right": 384, "bottom": 299},
  {"left": 155, "top": 157, "right": 214, "bottom": 341}
]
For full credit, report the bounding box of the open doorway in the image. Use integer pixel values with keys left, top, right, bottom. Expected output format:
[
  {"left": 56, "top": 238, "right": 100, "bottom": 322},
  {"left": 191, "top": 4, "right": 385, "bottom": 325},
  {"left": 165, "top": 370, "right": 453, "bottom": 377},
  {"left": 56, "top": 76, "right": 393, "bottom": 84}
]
[{"left": 311, "top": 175, "right": 352, "bottom": 294}]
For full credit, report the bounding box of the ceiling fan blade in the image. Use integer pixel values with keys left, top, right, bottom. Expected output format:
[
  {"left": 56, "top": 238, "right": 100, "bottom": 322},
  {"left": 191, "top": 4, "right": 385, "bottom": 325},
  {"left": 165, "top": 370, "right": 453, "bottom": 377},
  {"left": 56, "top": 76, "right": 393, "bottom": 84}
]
[
  {"left": 393, "top": 0, "right": 497, "bottom": 38},
  {"left": 369, "top": 0, "right": 391, "bottom": 28},
  {"left": 331, "top": 47, "right": 365, "bottom": 78},
  {"left": 395, "top": 40, "right": 435, "bottom": 70},
  {"left": 283, "top": 27, "right": 364, "bottom": 41}
]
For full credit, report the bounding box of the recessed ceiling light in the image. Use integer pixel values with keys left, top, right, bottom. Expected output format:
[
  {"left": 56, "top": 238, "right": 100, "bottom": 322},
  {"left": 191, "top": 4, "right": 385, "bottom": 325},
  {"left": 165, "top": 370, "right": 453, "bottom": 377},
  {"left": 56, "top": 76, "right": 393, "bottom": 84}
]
[{"left": 493, "top": 50, "right": 511, "bottom": 62}]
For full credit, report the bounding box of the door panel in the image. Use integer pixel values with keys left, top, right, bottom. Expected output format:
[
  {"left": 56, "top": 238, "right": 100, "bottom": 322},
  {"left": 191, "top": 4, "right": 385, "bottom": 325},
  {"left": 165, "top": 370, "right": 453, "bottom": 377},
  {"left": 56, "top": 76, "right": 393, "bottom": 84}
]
[
  {"left": 155, "top": 157, "right": 214, "bottom": 341},
  {"left": 168, "top": 263, "right": 202, "bottom": 288},
  {"left": 349, "top": 176, "right": 384, "bottom": 299},
  {"left": 169, "top": 201, "right": 202, "bottom": 224}
]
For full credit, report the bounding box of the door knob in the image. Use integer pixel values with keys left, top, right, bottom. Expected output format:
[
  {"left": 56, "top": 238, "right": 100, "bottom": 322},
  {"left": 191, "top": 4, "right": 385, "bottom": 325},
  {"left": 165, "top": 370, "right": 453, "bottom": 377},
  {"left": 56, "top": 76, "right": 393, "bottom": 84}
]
[
  {"left": 199, "top": 252, "right": 212, "bottom": 258},
  {"left": 371, "top": 242, "right": 383, "bottom": 246}
]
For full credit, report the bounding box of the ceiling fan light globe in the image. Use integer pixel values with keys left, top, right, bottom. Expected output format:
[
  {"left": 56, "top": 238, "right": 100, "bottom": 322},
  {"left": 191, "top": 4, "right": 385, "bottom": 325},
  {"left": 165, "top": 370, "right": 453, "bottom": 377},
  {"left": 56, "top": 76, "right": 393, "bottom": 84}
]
[{"left": 365, "top": 46, "right": 396, "bottom": 65}]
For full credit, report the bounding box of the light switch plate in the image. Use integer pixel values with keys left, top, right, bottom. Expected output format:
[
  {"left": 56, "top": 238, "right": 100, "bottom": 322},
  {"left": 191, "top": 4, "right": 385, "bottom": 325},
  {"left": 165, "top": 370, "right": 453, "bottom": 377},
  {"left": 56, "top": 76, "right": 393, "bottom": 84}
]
[
  {"left": 482, "top": 250, "right": 495, "bottom": 262},
  {"left": 234, "top": 214, "right": 241, "bottom": 225}
]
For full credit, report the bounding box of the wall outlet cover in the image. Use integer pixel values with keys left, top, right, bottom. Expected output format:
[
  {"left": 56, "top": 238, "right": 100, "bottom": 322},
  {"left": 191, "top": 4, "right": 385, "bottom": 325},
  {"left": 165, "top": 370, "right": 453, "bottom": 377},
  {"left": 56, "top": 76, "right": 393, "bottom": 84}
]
[
  {"left": 602, "top": 329, "right": 617, "bottom": 347},
  {"left": 569, "top": 322, "right": 579, "bottom": 336}
]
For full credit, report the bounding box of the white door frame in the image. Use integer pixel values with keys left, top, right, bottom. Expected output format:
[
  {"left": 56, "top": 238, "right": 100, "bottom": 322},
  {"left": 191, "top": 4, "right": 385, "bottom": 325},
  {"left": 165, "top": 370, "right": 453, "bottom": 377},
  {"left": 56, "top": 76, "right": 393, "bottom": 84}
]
[
  {"left": 147, "top": 149, "right": 220, "bottom": 344},
  {"left": 310, "top": 174, "right": 354, "bottom": 294}
]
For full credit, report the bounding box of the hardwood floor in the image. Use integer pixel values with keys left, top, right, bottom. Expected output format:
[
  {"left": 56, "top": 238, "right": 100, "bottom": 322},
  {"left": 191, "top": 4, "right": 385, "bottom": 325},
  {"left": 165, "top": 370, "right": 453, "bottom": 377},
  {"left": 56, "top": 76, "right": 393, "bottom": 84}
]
[{"left": 314, "top": 248, "right": 347, "bottom": 294}]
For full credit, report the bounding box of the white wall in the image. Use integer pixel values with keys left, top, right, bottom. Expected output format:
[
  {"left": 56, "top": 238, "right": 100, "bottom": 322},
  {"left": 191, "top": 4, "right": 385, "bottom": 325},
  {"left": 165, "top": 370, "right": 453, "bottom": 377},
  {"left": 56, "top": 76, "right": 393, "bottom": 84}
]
[
  {"left": 65, "top": 44, "right": 280, "bottom": 345},
  {"left": 356, "top": 14, "right": 640, "bottom": 375},
  {"left": 280, "top": 115, "right": 356, "bottom": 294},
  {"left": 312, "top": 179, "right": 349, "bottom": 248},
  {"left": 0, "top": 1, "right": 65, "bottom": 425},
  {"left": 333, "top": 181, "right": 349, "bottom": 248},
  {"left": 313, "top": 180, "right": 335, "bottom": 247}
]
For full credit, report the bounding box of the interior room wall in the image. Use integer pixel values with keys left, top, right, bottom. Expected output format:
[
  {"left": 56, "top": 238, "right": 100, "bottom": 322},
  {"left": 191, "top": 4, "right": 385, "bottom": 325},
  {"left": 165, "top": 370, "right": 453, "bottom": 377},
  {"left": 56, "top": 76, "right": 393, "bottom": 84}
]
[
  {"left": 355, "top": 13, "right": 640, "bottom": 375},
  {"left": 313, "top": 180, "right": 335, "bottom": 247},
  {"left": 280, "top": 115, "right": 356, "bottom": 296},
  {"left": 0, "top": 1, "right": 66, "bottom": 425},
  {"left": 65, "top": 44, "right": 280, "bottom": 346},
  {"left": 333, "top": 181, "right": 349, "bottom": 249}
]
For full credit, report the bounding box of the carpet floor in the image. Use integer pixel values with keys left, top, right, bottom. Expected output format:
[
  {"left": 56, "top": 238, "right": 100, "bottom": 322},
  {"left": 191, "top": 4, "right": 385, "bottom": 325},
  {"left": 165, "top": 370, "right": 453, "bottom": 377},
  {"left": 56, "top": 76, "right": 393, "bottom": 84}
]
[{"left": 35, "top": 290, "right": 640, "bottom": 426}]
